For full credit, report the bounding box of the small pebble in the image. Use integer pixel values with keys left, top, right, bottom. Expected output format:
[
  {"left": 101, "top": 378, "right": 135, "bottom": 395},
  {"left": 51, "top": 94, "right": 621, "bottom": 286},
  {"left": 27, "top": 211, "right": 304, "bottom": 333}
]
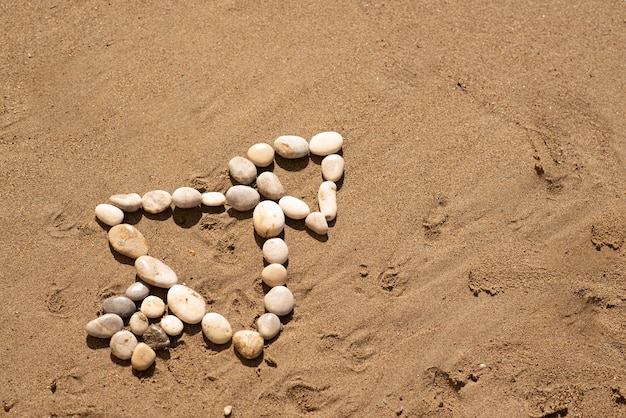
[
  {"left": 110, "top": 330, "right": 138, "bottom": 360},
  {"left": 140, "top": 295, "right": 166, "bottom": 319},
  {"left": 256, "top": 172, "right": 286, "bottom": 200},
  {"left": 201, "top": 312, "right": 233, "bottom": 344},
  {"left": 274, "top": 135, "right": 309, "bottom": 159},
  {"left": 85, "top": 313, "right": 124, "bottom": 338},
  {"left": 167, "top": 284, "right": 206, "bottom": 324},
  {"left": 102, "top": 295, "right": 136, "bottom": 319},
  {"left": 261, "top": 263, "right": 288, "bottom": 287},
  {"left": 201, "top": 192, "right": 226, "bottom": 207},
  {"left": 160, "top": 315, "right": 184, "bottom": 336},
  {"left": 253, "top": 200, "right": 285, "bottom": 238},
  {"left": 309, "top": 131, "right": 343, "bottom": 156},
  {"left": 125, "top": 281, "right": 151, "bottom": 301},
  {"left": 135, "top": 255, "right": 178, "bottom": 288},
  {"left": 95, "top": 203, "right": 124, "bottom": 226},
  {"left": 264, "top": 286, "right": 294, "bottom": 316},
  {"left": 141, "top": 190, "right": 172, "bottom": 214},
  {"left": 171, "top": 187, "right": 202, "bottom": 209},
  {"left": 262, "top": 238, "right": 289, "bottom": 264},
  {"left": 318, "top": 181, "right": 337, "bottom": 221},
  {"left": 108, "top": 224, "right": 149, "bottom": 259},
  {"left": 225, "top": 185, "right": 260, "bottom": 211},
  {"left": 256, "top": 313, "right": 281, "bottom": 340},
  {"left": 305, "top": 211, "right": 329, "bottom": 235},
  {"left": 247, "top": 143, "right": 274, "bottom": 167},
  {"left": 109, "top": 193, "right": 142, "bottom": 212},
  {"left": 228, "top": 156, "right": 257, "bottom": 185},
  {"left": 321, "top": 154, "right": 344, "bottom": 182},
  {"left": 224, "top": 405, "right": 233, "bottom": 417},
  {"left": 131, "top": 342, "right": 156, "bottom": 371},
  {"left": 129, "top": 311, "right": 149, "bottom": 336},
  {"left": 232, "top": 330, "right": 264, "bottom": 360},
  {"left": 278, "top": 196, "right": 310, "bottom": 220},
  {"left": 142, "top": 324, "right": 170, "bottom": 350}
]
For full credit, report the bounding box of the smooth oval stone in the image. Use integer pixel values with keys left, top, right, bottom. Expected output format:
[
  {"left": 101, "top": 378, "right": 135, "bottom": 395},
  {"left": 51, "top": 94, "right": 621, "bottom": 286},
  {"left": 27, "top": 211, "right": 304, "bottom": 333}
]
[
  {"left": 85, "top": 313, "right": 124, "bottom": 338},
  {"left": 160, "top": 315, "right": 184, "bottom": 336},
  {"left": 257, "top": 313, "right": 281, "bottom": 340},
  {"left": 256, "top": 172, "right": 286, "bottom": 200},
  {"left": 95, "top": 203, "right": 124, "bottom": 226},
  {"left": 305, "top": 211, "right": 329, "bottom": 235},
  {"left": 135, "top": 255, "right": 178, "bottom": 289},
  {"left": 232, "top": 330, "right": 264, "bottom": 360},
  {"left": 253, "top": 200, "right": 285, "bottom": 238},
  {"left": 201, "top": 192, "right": 226, "bottom": 207},
  {"left": 261, "top": 263, "right": 288, "bottom": 287},
  {"left": 140, "top": 295, "right": 166, "bottom": 319},
  {"left": 109, "top": 193, "right": 142, "bottom": 212},
  {"left": 321, "top": 154, "right": 344, "bottom": 182},
  {"left": 129, "top": 311, "right": 149, "bottom": 336},
  {"left": 225, "top": 185, "right": 260, "bottom": 211},
  {"left": 171, "top": 187, "right": 202, "bottom": 209},
  {"left": 108, "top": 224, "right": 149, "bottom": 259},
  {"left": 141, "top": 190, "right": 172, "bottom": 214},
  {"left": 125, "top": 281, "right": 150, "bottom": 301},
  {"left": 102, "top": 295, "right": 136, "bottom": 319},
  {"left": 318, "top": 181, "right": 337, "bottom": 221},
  {"left": 278, "top": 196, "right": 310, "bottom": 220},
  {"left": 264, "top": 286, "right": 294, "bottom": 316},
  {"left": 131, "top": 342, "right": 156, "bottom": 371},
  {"left": 309, "top": 131, "right": 343, "bottom": 156},
  {"left": 274, "top": 135, "right": 309, "bottom": 159},
  {"left": 201, "top": 312, "right": 233, "bottom": 345},
  {"left": 142, "top": 324, "right": 170, "bottom": 350},
  {"left": 167, "top": 284, "right": 206, "bottom": 324},
  {"left": 228, "top": 156, "right": 257, "bottom": 185},
  {"left": 262, "top": 238, "right": 289, "bottom": 264},
  {"left": 110, "top": 330, "right": 138, "bottom": 360},
  {"left": 247, "top": 143, "right": 275, "bottom": 167}
]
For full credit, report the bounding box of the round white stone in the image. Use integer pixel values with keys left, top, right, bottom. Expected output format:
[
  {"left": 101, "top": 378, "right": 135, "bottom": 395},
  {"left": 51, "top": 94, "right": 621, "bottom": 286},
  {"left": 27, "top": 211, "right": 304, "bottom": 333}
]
[
  {"left": 261, "top": 263, "right": 288, "bottom": 287},
  {"left": 274, "top": 135, "right": 309, "bottom": 159},
  {"left": 253, "top": 200, "right": 285, "bottom": 238},
  {"left": 109, "top": 193, "right": 142, "bottom": 212},
  {"left": 228, "top": 156, "right": 257, "bottom": 185},
  {"left": 110, "top": 330, "right": 138, "bottom": 360},
  {"left": 278, "top": 196, "right": 310, "bottom": 220},
  {"left": 134, "top": 255, "right": 178, "bottom": 289},
  {"left": 225, "top": 185, "right": 260, "bottom": 211},
  {"left": 160, "top": 315, "right": 184, "bottom": 336},
  {"left": 129, "top": 311, "right": 149, "bottom": 336},
  {"left": 318, "top": 181, "right": 337, "bottom": 221},
  {"left": 125, "top": 281, "right": 150, "bottom": 301},
  {"left": 140, "top": 295, "right": 166, "bottom": 319},
  {"left": 256, "top": 172, "right": 286, "bottom": 200},
  {"left": 247, "top": 143, "right": 275, "bottom": 167},
  {"left": 256, "top": 313, "right": 281, "bottom": 340},
  {"left": 141, "top": 190, "right": 172, "bottom": 214},
  {"left": 262, "top": 238, "right": 289, "bottom": 264},
  {"left": 201, "top": 192, "right": 226, "bottom": 207},
  {"left": 85, "top": 313, "right": 124, "bottom": 338},
  {"left": 95, "top": 203, "right": 124, "bottom": 226},
  {"left": 321, "top": 154, "right": 344, "bottom": 182},
  {"left": 309, "top": 131, "right": 343, "bottom": 156},
  {"left": 305, "top": 211, "right": 329, "bottom": 235},
  {"left": 264, "top": 286, "right": 294, "bottom": 316},
  {"left": 232, "top": 330, "right": 264, "bottom": 360},
  {"left": 201, "top": 312, "right": 233, "bottom": 345},
  {"left": 167, "top": 284, "right": 206, "bottom": 324},
  {"left": 171, "top": 187, "right": 202, "bottom": 209}
]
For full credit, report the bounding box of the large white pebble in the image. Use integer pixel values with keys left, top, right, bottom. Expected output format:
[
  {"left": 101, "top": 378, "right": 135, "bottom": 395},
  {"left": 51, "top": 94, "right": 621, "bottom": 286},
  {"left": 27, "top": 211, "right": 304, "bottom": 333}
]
[
  {"left": 201, "top": 312, "right": 233, "bottom": 344},
  {"left": 85, "top": 313, "right": 124, "bottom": 338},
  {"left": 256, "top": 313, "right": 281, "bottom": 340},
  {"left": 160, "top": 315, "right": 184, "bottom": 336},
  {"left": 247, "top": 143, "right": 275, "bottom": 167},
  {"left": 232, "top": 330, "right": 264, "bottom": 360},
  {"left": 309, "top": 131, "right": 343, "bottom": 156},
  {"left": 225, "top": 185, "right": 260, "bottom": 211},
  {"left": 318, "top": 181, "right": 337, "bottom": 221},
  {"left": 141, "top": 190, "right": 172, "bottom": 214},
  {"left": 109, "top": 193, "right": 142, "bottom": 212},
  {"left": 201, "top": 192, "right": 226, "bottom": 207},
  {"left": 256, "top": 172, "right": 286, "bottom": 200},
  {"left": 253, "top": 200, "right": 285, "bottom": 238},
  {"left": 321, "top": 154, "right": 344, "bottom": 182},
  {"left": 95, "top": 203, "right": 124, "bottom": 226},
  {"left": 172, "top": 187, "right": 202, "bottom": 209},
  {"left": 108, "top": 224, "right": 149, "bottom": 259},
  {"left": 274, "top": 135, "right": 309, "bottom": 159},
  {"left": 279, "top": 196, "right": 310, "bottom": 220},
  {"left": 125, "top": 281, "right": 150, "bottom": 301},
  {"left": 262, "top": 238, "right": 289, "bottom": 264},
  {"left": 129, "top": 311, "right": 149, "bottom": 336},
  {"left": 167, "top": 284, "right": 206, "bottom": 324},
  {"left": 228, "top": 156, "right": 257, "bottom": 185},
  {"left": 110, "top": 330, "right": 138, "bottom": 360},
  {"left": 134, "top": 255, "right": 178, "bottom": 289},
  {"left": 140, "top": 295, "right": 166, "bottom": 319},
  {"left": 131, "top": 342, "right": 156, "bottom": 371},
  {"left": 305, "top": 211, "right": 329, "bottom": 235},
  {"left": 261, "top": 263, "right": 288, "bottom": 287},
  {"left": 264, "top": 286, "right": 294, "bottom": 316}
]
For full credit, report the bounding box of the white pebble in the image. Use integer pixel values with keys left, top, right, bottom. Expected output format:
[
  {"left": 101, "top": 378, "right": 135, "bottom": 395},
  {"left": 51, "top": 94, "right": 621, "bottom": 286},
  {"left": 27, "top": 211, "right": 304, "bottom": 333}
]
[
  {"left": 141, "top": 190, "right": 172, "bottom": 214},
  {"left": 278, "top": 196, "right": 310, "bottom": 220},
  {"left": 110, "top": 330, "right": 138, "bottom": 360},
  {"left": 125, "top": 281, "right": 150, "bottom": 301},
  {"left": 321, "top": 154, "right": 344, "bottom": 182},
  {"left": 129, "top": 311, "right": 149, "bottom": 336},
  {"left": 224, "top": 405, "right": 233, "bottom": 416},
  {"left": 318, "top": 181, "right": 337, "bottom": 221},
  {"left": 95, "top": 203, "right": 124, "bottom": 226},
  {"left": 109, "top": 193, "right": 142, "bottom": 212},
  {"left": 167, "top": 284, "right": 206, "bottom": 324},
  {"left": 232, "top": 330, "right": 264, "bottom": 359},
  {"left": 256, "top": 313, "right": 281, "bottom": 340},
  {"left": 228, "top": 156, "right": 257, "bottom": 185},
  {"left": 274, "top": 135, "right": 309, "bottom": 159},
  {"left": 131, "top": 342, "right": 156, "bottom": 371},
  {"left": 253, "top": 200, "right": 285, "bottom": 238},
  {"left": 262, "top": 238, "right": 289, "bottom": 264},
  {"left": 264, "top": 286, "right": 294, "bottom": 316},
  {"left": 261, "top": 263, "right": 288, "bottom": 287},
  {"left": 85, "top": 313, "right": 124, "bottom": 338},
  {"left": 225, "top": 185, "right": 260, "bottom": 211},
  {"left": 305, "top": 211, "right": 329, "bottom": 235},
  {"left": 201, "top": 192, "right": 226, "bottom": 207},
  {"left": 140, "top": 295, "right": 166, "bottom": 319},
  {"left": 247, "top": 143, "right": 274, "bottom": 167},
  {"left": 256, "top": 172, "right": 286, "bottom": 200},
  {"left": 201, "top": 312, "right": 233, "bottom": 345},
  {"left": 160, "top": 315, "right": 184, "bottom": 336},
  {"left": 309, "top": 131, "right": 343, "bottom": 156},
  {"left": 171, "top": 187, "right": 202, "bottom": 209},
  {"left": 108, "top": 224, "right": 149, "bottom": 259},
  {"left": 134, "top": 255, "right": 178, "bottom": 289}
]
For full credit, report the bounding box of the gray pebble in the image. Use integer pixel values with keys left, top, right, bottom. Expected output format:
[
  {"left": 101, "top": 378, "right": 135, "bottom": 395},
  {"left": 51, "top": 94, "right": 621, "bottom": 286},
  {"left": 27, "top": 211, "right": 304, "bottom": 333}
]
[
  {"left": 102, "top": 295, "right": 136, "bottom": 319},
  {"left": 142, "top": 324, "right": 170, "bottom": 350},
  {"left": 85, "top": 313, "right": 124, "bottom": 338},
  {"left": 125, "top": 281, "right": 151, "bottom": 301}
]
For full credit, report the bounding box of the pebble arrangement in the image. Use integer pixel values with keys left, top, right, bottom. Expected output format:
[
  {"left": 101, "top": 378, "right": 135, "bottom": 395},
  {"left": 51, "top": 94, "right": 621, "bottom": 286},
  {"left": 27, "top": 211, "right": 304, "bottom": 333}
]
[{"left": 87, "top": 131, "right": 344, "bottom": 374}]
